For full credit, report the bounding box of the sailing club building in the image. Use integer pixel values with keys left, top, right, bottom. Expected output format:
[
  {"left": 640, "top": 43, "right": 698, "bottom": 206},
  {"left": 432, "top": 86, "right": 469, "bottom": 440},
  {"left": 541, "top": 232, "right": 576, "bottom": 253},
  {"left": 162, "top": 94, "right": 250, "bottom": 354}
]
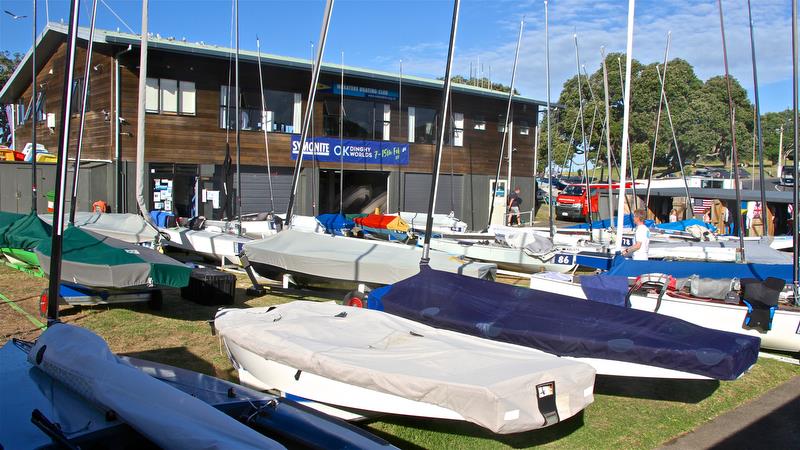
[{"left": 1, "top": 24, "right": 546, "bottom": 229}]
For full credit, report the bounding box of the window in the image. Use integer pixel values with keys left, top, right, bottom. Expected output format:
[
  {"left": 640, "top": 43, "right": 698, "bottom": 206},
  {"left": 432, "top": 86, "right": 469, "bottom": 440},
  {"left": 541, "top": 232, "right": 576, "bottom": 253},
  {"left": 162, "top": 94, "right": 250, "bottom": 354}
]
[
  {"left": 70, "top": 77, "right": 85, "bottom": 115},
  {"left": 381, "top": 104, "right": 391, "bottom": 141},
  {"left": 219, "top": 86, "right": 298, "bottom": 132},
  {"left": 323, "top": 98, "right": 382, "bottom": 139},
  {"left": 147, "top": 78, "right": 195, "bottom": 115},
  {"left": 146, "top": 78, "right": 160, "bottom": 112},
  {"left": 160, "top": 79, "right": 178, "bottom": 113},
  {"left": 497, "top": 114, "right": 507, "bottom": 132},
  {"left": 473, "top": 115, "right": 486, "bottom": 131},
  {"left": 409, "top": 106, "right": 436, "bottom": 144},
  {"left": 518, "top": 120, "right": 530, "bottom": 136},
  {"left": 452, "top": 112, "right": 464, "bottom": 147}
]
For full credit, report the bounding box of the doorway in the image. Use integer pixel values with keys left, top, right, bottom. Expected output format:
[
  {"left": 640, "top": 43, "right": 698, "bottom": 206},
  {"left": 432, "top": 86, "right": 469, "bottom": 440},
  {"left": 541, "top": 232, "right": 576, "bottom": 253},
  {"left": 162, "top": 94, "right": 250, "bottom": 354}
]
[{"left": 319, "top": 170, "right": 388, "bottom": 214}]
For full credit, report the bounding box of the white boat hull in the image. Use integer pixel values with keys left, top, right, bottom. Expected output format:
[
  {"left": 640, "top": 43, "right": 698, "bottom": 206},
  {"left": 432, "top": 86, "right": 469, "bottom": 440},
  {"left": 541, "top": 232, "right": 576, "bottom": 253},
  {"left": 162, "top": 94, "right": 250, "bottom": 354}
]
[
  {"left": 529, "top": 274, "right": 800, "bottom": 352},
  {"left": 161, "top": 228, "right": 250, "bottom": 266},
  {"left": 430, "top": 238, "right": 577, "bottom": 273}
]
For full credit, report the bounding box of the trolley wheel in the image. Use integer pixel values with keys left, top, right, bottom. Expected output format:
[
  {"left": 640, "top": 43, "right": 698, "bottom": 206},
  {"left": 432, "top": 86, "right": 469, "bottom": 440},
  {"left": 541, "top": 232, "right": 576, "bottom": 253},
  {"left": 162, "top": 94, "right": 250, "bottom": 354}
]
[
  {"left": 148, "top": 290, "right": 163, "bottom": 310},
  {"left": 343, "top": 290, "right": 365, "bottom": 308}
]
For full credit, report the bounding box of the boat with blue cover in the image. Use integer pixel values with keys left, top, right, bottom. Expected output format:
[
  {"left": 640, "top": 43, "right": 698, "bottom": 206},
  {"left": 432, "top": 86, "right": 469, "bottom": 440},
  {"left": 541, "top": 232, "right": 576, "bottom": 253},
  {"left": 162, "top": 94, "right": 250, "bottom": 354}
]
[{"left": 367, "top": 266, "right": 761, "bottom": 380}]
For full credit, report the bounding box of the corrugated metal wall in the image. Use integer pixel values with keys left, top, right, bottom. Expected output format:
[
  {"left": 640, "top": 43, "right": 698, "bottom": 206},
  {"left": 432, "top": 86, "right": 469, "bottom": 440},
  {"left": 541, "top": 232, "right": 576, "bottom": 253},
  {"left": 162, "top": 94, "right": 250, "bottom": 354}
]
[{"left": 401, "top": 172, "right": 464, "bottom": 218}]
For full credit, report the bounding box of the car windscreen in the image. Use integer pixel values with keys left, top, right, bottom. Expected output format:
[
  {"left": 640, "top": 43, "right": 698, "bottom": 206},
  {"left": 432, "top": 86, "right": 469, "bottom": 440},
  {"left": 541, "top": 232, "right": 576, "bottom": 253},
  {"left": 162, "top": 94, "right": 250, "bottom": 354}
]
[{"left": 562, "top": 185, "right": 586, "bottom": 196}]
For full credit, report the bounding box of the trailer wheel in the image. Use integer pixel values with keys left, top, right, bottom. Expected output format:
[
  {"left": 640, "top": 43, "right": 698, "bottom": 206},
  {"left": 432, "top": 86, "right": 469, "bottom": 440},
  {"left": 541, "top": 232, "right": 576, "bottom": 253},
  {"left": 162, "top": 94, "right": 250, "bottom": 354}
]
[
  {"left": 148, "top": 291, "right": 163, "bottom": 310},
  {"left": 343, "top": 290, "right": 365, "bottom": 308}
]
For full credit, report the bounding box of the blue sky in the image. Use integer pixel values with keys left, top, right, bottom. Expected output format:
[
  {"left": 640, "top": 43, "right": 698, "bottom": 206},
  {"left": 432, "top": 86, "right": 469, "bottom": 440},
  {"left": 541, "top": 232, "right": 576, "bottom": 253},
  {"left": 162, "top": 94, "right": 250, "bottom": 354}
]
[{"left": 0, "top": 0, "right": 795, "bottom": 113}]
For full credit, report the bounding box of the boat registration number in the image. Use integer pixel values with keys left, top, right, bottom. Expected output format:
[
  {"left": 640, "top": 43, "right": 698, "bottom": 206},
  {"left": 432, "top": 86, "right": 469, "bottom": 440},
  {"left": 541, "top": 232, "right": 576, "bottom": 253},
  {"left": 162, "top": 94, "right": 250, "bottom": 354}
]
[
  {"left": 561, "top": 212, "right": 568, "bottom": 216},
  {"left": 236, "top": 242, "right": 245, "bottom": 254},
  {"left": 621, "top": 237, "right": 634, "bottom": 247},
  {"left": 553, "top": 253, "right": 575, "bottom": 265}
]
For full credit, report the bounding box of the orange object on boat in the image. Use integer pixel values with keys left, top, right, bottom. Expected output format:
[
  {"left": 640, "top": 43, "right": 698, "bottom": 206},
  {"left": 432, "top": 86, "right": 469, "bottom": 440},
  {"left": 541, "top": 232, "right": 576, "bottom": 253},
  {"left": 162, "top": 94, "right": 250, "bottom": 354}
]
[
  {"left": 354, "top": 214, "right": 410, "bottom": 232},
  {"left": 0, "top": 149, "right": 25, "bottom": 161}
]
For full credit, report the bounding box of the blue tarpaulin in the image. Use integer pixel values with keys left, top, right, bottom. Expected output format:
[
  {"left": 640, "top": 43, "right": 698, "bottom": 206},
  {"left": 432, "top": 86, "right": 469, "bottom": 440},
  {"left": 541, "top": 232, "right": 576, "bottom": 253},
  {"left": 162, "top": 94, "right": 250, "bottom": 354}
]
[
  {"left": 568, "top": 214, "right": 655, "bottom": 229},
  {"left": 316, "top": 214, "right": 355, "bottom": 236},
  {"left": 579, "top": 274, "right": 630, "bottom": 307},
  {"left": 370, "top": 266, "right": 760, "bottom": 380},
  {"left": 606, "top": 254, "right": 793, "bottom": 282},
  {"left": 655, "top": 218, "right": 716, "bottom": 232}
]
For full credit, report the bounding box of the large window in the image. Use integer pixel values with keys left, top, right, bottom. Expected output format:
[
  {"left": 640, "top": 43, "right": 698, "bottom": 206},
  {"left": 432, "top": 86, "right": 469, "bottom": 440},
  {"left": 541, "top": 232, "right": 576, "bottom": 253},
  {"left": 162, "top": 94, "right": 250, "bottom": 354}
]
[
  {"left": 146, "top": 78, "right": 195, "bottom": 115},
  {"left": 70, "top": 77, "right": 86, "bottom": 115},
  {"left": 408, "top": 106, "right": 437, "bottom": 144},
  {"left": 219, "top": 86, "right": 298, "bottom": 132},
  {"left": 323, "top": 98, "right": 389, "bottom": 140},
  {"left": 19, "top": 91, "right": 46, "bottom": 124}
]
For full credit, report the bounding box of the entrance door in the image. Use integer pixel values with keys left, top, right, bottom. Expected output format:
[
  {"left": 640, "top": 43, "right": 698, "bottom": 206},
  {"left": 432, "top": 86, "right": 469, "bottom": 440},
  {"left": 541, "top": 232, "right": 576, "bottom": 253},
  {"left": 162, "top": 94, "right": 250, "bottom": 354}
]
[
  {"left": 490, "top": 179, "right": 507, "bottom": 225},
  {"left": 319, "top": 170, "right": 388, "bottom": 215}
]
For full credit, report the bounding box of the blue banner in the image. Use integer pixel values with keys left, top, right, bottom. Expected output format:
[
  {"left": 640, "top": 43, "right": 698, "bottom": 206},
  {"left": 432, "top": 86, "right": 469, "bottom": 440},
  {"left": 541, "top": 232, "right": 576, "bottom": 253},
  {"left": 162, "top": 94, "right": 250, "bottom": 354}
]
[
  {"left": 320, "top": 83, "right": 399, "bottom": 101},
  {"left": 290, "top": 135, "right": 409, "bottom": 166}
]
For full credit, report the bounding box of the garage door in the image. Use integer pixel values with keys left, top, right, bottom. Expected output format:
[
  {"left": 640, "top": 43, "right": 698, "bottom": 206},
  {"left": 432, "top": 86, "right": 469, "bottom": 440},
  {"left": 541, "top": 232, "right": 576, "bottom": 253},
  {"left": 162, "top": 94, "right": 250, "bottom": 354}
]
[
  {"left": 402, "top": 173, "right": 463, "bottom": 217},
  {"left": 237, "top": 166, "right": 293, "bottom": 214}
]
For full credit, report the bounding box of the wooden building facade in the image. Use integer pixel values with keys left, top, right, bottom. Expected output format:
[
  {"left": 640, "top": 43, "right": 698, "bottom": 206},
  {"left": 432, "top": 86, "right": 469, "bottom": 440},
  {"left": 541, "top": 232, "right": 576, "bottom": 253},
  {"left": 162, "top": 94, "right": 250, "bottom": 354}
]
[{"left": 1, "top": 24, "right": 545, "bottom": 229}]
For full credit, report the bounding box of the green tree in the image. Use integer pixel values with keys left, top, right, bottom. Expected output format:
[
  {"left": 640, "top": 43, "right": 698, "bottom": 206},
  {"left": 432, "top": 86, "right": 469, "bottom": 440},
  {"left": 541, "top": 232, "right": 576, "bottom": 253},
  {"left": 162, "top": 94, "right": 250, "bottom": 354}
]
[
  {"left": 760, "top": 109, "right": 794, "bottom": 166},
  {"left": 439, "top": 75, "right": 519, "bottom": 94}
]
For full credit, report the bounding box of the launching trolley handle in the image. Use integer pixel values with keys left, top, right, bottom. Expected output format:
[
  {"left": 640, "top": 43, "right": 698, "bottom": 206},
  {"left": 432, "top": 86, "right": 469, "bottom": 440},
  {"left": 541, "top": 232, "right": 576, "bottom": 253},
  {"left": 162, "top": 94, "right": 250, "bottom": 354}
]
[{"left": 626, "top": 273, "right": 672, "bottom": 312}]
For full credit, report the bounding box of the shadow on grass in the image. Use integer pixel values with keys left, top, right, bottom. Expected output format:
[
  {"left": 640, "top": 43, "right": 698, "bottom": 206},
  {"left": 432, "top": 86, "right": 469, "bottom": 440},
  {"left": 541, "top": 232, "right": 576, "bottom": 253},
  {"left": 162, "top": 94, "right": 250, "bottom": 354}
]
[
  {"left": 363, "top": 410, "right": 586, "bottom": 449},
  {"left": 595, "top": 374, "right": 720, "bottom": 403},
  {"left": 710, "top": 388, "right": 800, "bottom": 449},
  {"left": 120, "top": 346, "right": 218, "bottom": 378}
]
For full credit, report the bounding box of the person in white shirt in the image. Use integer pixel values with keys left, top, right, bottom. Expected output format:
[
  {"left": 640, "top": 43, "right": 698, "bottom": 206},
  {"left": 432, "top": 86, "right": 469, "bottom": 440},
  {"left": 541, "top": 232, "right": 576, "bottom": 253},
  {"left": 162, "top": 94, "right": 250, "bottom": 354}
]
[{"left": 622, "top": 209, "right": 650, "bottom": 260}]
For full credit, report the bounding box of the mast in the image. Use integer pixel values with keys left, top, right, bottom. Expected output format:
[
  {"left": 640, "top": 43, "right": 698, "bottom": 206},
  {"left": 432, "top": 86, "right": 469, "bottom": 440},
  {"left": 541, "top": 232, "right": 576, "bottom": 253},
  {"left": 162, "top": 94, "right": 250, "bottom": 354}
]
[
  {"left": 617, "top": 56, "right": 640, "bottom": 210},
  {"left": 134, "top": 0, "right": 154, "bottom": 227},
  {"left": 717, "top": 0, "right": 746, "bottom": 259},
  {"left": 544, "top": 0, "right": 554, "bottom": 237},
  {"left": 655, "top": 65, "right": 692, "bottom": 220},
  {"left": 421, "top": 0, "right": 459, "bottom": 263},
  {"left": 645, "top": 32, "right": 670, "bottom": 211},
  {"left": 31, "top": 0, "right": 38, "bottom": 213},
  {"left": 284, "top": 0, "right": 334, "bottom": 226},
  {"left": 574, "top": 34, "right": 592, "bottom": 234},
  {"left": 792, "top": 0, "right": 798, "bottom": 302},
  {"left": 339, "top": 51, "right": 344, "bottom": 213},
  {"left": 256, "top": 37, "right": 275, "bottom": 213},
  {"left": 235, "top": 0, "right": 241, "bottom": 233},
  {"left": 69, "top": 0, "right": 98, "bottom": 223},
  {"left": 486, "top": 18, "right": 524, "bottom": 229},
  {"left": 601, "top": 47, "right": 614, "bottom": 225},
  {"left": 614, "top": 0, "right": 635, "bottom": 251},
  {"left": 46, "top": 0, "right": 81, "bottom": 324},
  {"left": 746, "top": 0, "right": 769, "bottom": 237}
]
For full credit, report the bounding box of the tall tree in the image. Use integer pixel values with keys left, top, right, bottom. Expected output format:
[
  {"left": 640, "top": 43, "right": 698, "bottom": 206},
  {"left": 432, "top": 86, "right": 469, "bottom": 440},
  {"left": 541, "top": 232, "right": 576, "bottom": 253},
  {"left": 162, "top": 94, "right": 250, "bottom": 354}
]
[{"left": 0, "top": 50, "right": 23, "bottom": 145}]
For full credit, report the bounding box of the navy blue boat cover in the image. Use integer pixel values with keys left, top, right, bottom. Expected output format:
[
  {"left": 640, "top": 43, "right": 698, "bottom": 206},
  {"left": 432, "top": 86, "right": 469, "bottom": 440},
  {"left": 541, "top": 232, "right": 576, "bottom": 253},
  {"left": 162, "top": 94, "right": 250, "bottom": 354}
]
[
  {"left": 316, "top": 214, "right": 355, "bottom": 236},
  {"left": 580, "top": 274, "right": 629, "bottom": 307},
  {"left": 370, "top": 267, "right": 760, "bottom": 380},
  {"left": 607, "top": 254, "right": 793, "bottom": 282}
]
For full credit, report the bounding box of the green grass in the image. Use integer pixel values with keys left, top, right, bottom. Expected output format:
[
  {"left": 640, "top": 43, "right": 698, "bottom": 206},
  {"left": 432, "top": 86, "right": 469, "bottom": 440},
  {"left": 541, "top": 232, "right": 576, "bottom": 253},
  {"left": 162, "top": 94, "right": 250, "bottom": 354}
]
[{"left": 1, "top": 266, "right": 798, "bottom": 448}]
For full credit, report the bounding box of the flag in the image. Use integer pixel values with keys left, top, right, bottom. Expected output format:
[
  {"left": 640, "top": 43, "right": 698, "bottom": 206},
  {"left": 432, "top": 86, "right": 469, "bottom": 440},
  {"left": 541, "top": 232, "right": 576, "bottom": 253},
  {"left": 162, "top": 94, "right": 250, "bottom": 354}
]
[{"left": 692, "top": 198, "right": 714, "bottom": 215}]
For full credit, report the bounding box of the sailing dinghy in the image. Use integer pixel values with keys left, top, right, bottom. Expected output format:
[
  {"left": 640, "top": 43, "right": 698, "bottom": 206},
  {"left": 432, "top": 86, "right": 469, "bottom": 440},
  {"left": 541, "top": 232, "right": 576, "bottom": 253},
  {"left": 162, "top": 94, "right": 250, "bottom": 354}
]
[
  {"left": 2, "top": 323, "right": 395, "bottom": 449},
  {"left": 40, "top": 211, "right": 158, "bottom": 244},
  {"left": 370, "top": 267, "right": 760, "bottom": 379},
  {"left": 161, "top": 225, "right": 251, "bottom": 266},
  {"left": 243, "top": 229, "right": 496, "bottom": 291},
  {"left": 215, "top": 301, "right": 595, "bottom": 433},
  {"left": 528, "top": 271, "right": 800, "bottom": 352}
]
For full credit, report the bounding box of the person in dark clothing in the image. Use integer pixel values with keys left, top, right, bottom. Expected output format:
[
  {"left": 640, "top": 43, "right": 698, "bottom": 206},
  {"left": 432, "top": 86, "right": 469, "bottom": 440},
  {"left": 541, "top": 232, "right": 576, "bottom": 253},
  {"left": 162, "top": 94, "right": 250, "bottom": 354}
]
[{"left": 507, "top": 187, "right": 522, "bottom": 226}]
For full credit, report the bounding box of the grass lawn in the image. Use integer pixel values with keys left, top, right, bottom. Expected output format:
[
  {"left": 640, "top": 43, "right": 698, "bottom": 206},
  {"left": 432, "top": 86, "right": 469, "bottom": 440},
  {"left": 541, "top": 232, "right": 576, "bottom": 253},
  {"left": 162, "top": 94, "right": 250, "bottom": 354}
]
[{"left": 0, "top": 264, "right": 797, "bottom": 449}]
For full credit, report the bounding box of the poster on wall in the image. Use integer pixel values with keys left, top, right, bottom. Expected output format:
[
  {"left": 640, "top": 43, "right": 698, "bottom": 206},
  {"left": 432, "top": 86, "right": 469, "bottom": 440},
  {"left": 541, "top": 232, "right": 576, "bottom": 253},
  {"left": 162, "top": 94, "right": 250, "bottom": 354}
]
[
  {"left": 153, "top": 178, "right": 174, "bottom": 211},
  {"left": 290, "top": 135, "right": 409, "bottom": 166}
]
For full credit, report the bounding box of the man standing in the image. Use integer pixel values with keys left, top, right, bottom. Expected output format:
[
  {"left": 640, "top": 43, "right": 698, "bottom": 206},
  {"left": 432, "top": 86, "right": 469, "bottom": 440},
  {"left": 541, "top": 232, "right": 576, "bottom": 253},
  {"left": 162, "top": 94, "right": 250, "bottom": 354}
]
[
  {"left": 507, "top": 186, "right": 522, "bottom": 226},
  {"left": 622, "top": 209, "right": 650, "bottom": 260}
]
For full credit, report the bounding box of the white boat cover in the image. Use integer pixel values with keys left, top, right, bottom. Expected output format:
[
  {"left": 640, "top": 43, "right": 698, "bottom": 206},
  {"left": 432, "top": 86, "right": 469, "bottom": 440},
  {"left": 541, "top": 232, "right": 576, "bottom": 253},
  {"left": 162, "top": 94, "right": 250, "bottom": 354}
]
[
  {"left": 648, "top": 239, "right": 792, "bottom": 264},
  {"left": 40, "top": 212, "right": 158, "bottom": 243},
  {"left": 243, "top": 229, "right": 496, "bottom": 283},
  {"left": 161, "top": 227, "right": 250, "bottom": 262},
  {"left": 28, "top": 323, "right": 284, "bottom": 450},
  {"left": 215, "top": 302, "right": 595, "bottom": 434},
  {"left": 400, "top": 212, "right": 468, "bottom": 232}
]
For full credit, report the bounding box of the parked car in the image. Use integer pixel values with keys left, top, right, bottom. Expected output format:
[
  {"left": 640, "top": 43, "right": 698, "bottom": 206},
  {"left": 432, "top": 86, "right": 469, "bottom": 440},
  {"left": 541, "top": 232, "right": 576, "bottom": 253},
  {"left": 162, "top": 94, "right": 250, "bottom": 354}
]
[
  {"left": 555, "top": 184, "right": 603, "bottom": 220},
  {"left": 781, "top": 166, "right": 794, "bottom": 186}
]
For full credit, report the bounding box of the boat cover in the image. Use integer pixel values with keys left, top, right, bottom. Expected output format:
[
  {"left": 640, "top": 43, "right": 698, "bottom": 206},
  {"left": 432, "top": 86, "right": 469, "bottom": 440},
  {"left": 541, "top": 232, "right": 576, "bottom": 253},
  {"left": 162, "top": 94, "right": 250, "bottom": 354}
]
[
  {"left": 579, "top": 274, "right": 629, "bottom": 307},
  {"left": 243, "top": 229, "right": 496, "bottom": 284},
  {"left": 2, "top": 212, "right": 51, "bottom": 250},
  {"left": 607, "top": 254, "right": 793, "bottom": 282},
  {"left": 567, "top": 214, "right": 655, "bottom": 230},
  {"left": 354, "top": 214, "right": 409, "bottom": 232},
  {"left": 162, "top": 227, "right": 250, "bottom": 260},
  {"left": 648, "top": 240, "right": 792, "bottom": 264},
  {"left": 371, "top": 267, "right": 760, "bottom": 380},
  {"left": 400, "top": 212, "right": 468, "bottom": 232},
  {"left": 29, "top": 323, "right": 283, "bottom": 449},
  {"left": 214, "top": 301, "right": 595, "bottom": 434},
  {"left": 0, "top": 211, "right": 26, "bottom": 244},
  {"left": 656, "top": 218, "right": 716, "bottom": 232},
  {"left": 316, "top": 213, "right": 355, "bottom": 235},
  {"left": 36, "top": 226, "right": 191, "bottom": 288},
  {"left": 39, "top": 212, "right": 158, "bottom": 243}
]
